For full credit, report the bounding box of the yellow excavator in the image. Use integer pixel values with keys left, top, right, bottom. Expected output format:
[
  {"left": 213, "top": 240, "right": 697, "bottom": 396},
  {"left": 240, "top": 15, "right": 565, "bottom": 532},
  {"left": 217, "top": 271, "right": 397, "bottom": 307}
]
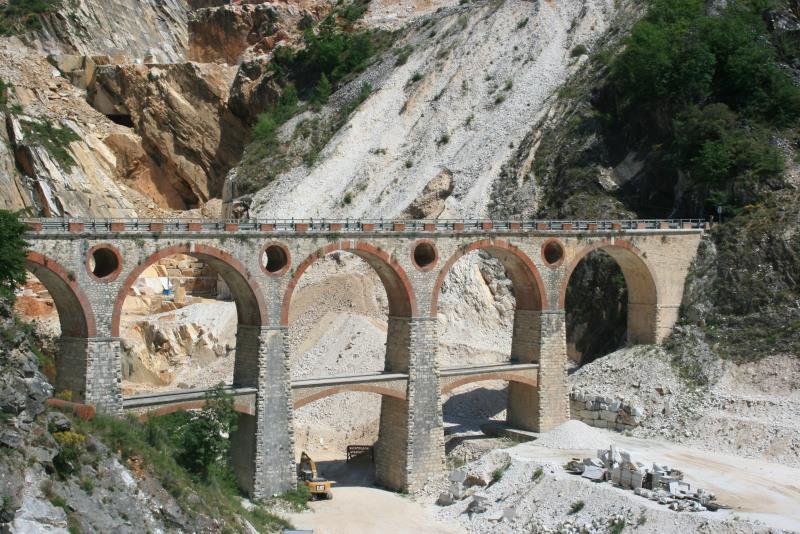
[{"left": 297, "top": 451, "right": 333, "bottom": 500}]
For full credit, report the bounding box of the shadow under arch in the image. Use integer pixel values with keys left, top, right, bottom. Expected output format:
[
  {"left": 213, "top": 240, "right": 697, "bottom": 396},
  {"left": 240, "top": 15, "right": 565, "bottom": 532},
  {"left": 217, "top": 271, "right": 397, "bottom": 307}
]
[
  {"left": 25, "top": 252, "right": 96, "bottom": 338},
  {"left": 292, "top": 386, "right": 409, "bottom": 490},
  {"left": 280, "top": 240, "right": 417, "bottom": 326},
  {"left": 440, "top": 373, "right": 538, "bottom": 396},
  {"left": 111, "top": 243, "right": 268, "bottom": 337},
  {"left": 559, "top": 239, "right": 659, "bottom": 344}
]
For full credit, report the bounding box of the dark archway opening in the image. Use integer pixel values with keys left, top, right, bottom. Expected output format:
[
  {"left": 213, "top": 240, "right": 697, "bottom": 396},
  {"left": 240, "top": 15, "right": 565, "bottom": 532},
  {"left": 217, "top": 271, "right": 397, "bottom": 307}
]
[{"left": 565, "top": 250, "right": 628, "bottom": 367}]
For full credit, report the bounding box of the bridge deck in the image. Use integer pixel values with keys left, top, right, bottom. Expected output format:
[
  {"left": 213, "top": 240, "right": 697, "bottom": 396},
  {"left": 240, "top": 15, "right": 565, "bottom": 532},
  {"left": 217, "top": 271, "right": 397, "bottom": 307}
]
[
  {"left": 24, "top": 217, "right": 706, "bottom": 236},
  {"left": 122, "top": 363, "right": 540, "bottom": 410}
]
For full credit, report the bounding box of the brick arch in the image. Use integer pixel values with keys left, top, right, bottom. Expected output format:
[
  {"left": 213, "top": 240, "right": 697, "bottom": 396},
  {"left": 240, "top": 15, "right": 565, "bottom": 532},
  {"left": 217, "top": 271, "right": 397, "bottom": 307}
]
[
  {"left": 25, "top": 252, "right": 96, "bottom": 338},
  {"left": 137, "top": 400, "right": 255, "bottom": 422},
  {"left": 280, "top": 241, "right": 417, "bottom": 326},
  {"left": 558, "top": 239, "right": 658, "bottom": 343},
  {"left": 432, "top": 239, "right": 547, "bottom": 313},
  {"left": 112, "top": 244, "right": 267, "bottom": 337},
  {"left": 293, "top": 385, "right": 407, "bottom": 410},
  {"left": 441, "top": 373, "right": 538, "bottom": 396}
]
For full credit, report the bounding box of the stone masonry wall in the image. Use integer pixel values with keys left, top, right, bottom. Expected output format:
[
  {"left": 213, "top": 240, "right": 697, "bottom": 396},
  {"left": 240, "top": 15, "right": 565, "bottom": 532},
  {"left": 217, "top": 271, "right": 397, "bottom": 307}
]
[{"left": 570, "top": 392, "right": 643, "bottom": 431}]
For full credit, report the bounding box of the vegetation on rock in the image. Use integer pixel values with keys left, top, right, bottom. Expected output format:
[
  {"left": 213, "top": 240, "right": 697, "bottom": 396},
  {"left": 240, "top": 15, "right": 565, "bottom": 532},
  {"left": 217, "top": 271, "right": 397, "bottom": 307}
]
[
  {"left": 0, "top": 0, "right": 62, "bottom": 35},
  {"left": 0, "top": 210, "right": 28, "bottom": 304},
  {"left": 605, "top": 0, "right": 800, "bottom": 216},
  {"left": 21, "top": 119, "right": 82, "bottom": 170}
]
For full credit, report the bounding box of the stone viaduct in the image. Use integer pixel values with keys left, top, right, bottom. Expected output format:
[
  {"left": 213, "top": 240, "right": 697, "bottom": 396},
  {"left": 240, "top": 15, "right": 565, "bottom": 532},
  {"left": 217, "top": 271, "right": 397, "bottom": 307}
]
[{"left": 21, "top": 218, "right": 703, "bottom": 498}]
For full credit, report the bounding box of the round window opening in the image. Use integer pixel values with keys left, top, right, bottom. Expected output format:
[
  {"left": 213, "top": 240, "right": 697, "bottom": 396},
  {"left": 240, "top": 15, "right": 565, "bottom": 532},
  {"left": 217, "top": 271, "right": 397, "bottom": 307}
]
[
  {"left": 413, "top": 242, "right": 437, "bottom": 269},
  {"left": 262, "top": 244, "right": 289, "bottom": 274},
  {"left": 89, "top": 247, "right": 120, "bottom": 279},
  {"left": 543, "top": 240, "right": 564, "bottom": 266}
]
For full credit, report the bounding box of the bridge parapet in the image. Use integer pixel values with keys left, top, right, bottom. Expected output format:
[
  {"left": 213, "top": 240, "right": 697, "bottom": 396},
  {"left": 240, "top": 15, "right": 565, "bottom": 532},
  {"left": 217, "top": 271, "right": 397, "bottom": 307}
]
[{"left": 23, "top": 217, "right": 707, "bottom": 235}]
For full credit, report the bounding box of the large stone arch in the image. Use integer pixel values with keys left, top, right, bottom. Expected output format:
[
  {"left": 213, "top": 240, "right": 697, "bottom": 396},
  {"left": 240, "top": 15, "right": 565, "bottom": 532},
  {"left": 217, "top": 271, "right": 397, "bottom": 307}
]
[
  {"left": 294, "top": 384, "right": 407, "bottom": 410},
  {"left": 25, "top": 252, "right": 96, "bottom": 338},
  {"left": 111, "top": 243, "right": 268, "bottom": 337},
  {"left": 559, "top": 239, "right": 659, "bottom": 344},
  {"left": 432, "top": 239, "right": 548, "bottom": 314},
  {"left": 280, "top": 240, "right": 417, "bottom": 326}
]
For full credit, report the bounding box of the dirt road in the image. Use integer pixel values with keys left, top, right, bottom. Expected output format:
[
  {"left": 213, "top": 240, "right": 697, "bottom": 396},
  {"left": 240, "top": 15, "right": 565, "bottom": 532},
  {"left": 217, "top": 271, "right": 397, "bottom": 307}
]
[{"left": 286, "top": 486, "right": 464, "bottom": 534}]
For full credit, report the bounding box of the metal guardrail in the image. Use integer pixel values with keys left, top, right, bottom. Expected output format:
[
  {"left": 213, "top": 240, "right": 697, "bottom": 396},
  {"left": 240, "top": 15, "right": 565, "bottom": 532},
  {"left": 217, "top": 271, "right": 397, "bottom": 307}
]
[{"left": 22, "top": 217, "right": 707, "bottom": 235}]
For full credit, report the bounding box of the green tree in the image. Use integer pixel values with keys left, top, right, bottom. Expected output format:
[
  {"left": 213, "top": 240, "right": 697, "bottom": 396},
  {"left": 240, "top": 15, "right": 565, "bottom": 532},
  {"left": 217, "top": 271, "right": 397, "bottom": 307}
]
[
  {"left": 0, "top": 210, "right": 29, "bottom": 303},
  {"left": 312, "top": 73, "right": 332, "bottom": 106},
  {"left": 173, "top": 383, "right": 238, "bottom": 480}
]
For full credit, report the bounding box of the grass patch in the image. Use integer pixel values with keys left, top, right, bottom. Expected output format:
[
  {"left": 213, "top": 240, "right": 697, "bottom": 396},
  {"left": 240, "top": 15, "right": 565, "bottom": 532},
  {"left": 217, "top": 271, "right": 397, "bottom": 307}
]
[
  {"left": 568, "top": 500, "right": 585, "bottom": 514},
  {"left": 609, "top": 518, "right": 627, "bottom": 534},
  {"left": 277, "top": 483, "right": 311, "bottom": 511},
  {"left": 532, "top": 467, "right": 543, "bottom": 482}
]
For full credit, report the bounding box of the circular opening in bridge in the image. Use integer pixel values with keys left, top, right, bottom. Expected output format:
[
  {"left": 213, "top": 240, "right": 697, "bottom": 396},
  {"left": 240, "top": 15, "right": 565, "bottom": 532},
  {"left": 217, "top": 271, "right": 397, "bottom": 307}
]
[
  {"left": 412, "top": 241, "right": 438, "bottom": 271},
  {"left": 542, "top": 240, "right": 565, "bottom": 267},
  {"left": 261, "top": 243, "right": 290, "bottom": 275},
  {"left": 87, "top": 245, "right": 121, "bottom": 281}
]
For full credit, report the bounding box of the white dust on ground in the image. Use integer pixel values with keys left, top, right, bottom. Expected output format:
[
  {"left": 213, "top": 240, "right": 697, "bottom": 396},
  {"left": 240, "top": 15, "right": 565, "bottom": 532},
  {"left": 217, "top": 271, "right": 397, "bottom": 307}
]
[{"left": 532, "top": 420, "right": 614, "bottom": 451}]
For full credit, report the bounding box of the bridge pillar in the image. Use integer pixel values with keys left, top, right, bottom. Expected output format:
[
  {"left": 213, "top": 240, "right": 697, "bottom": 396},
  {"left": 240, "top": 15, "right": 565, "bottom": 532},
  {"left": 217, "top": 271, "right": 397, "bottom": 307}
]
[
  {"left": 229, "top": 325, "right": 295, "bottom": 498},
  {"left": 507, "top": 309, "right": 541, "bottom": 430},
  {"left": 376, "top": 317, "right": 444, "bottom": 491},
  {"left": 57, "top": 337, "right": 123, "bottom": 414},
  {"left": 537, "top": 311, "right": 570, "bottom": 431}
]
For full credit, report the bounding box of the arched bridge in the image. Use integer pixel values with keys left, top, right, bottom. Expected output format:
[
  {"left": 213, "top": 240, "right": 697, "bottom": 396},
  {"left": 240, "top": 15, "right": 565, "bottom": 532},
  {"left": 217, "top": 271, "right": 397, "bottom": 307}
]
[{"left": 22, "top": 217, "right": 704, "bottom": 497}]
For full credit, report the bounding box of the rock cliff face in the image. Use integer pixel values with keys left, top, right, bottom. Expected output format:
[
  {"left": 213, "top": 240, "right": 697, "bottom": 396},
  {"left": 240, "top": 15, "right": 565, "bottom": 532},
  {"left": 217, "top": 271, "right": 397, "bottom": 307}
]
[
  {"left": 0, "top": 39, "right": 142, "bottom": 217},
  {"left": 28, "top": 0, "right": 189, "bottom": 63},
  {"left": 89, "top": 62, "right": 246, "bottom": 207}
]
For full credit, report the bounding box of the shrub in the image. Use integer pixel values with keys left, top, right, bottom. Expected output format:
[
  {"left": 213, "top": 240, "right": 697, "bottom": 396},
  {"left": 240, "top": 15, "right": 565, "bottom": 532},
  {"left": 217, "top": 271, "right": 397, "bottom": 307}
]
[
  {"left": 570, "top": 44, "right": 588, "bottom": 57},
  {"left": 0, "top": 210, "right": 28, "bottom": 303},
  {"left": 516, "top": 17, "right": 529, "bottom": 30},
  {"left": 394, "top": 45, "right": 414, "bottom": 66},
  {"left": 603, "top": 0, "right": 800, "bottom": 216},
  {"left": 436, "top": 133, "right": 449, "bottom": 146},
  {"left": 0, "top": 77, "right": 8, "bottom": 108},
  {"left": 569, "top": 500, "right": 585, "bottom": 514},
  {"left": 20, "top": 120, "right": 81, "bottom": 170},
  {"left": 312, "top": 74, "right": 332, "bottom": 106},
  {"left": 0, "top": 0, "right": 60, "bottom": 35}
]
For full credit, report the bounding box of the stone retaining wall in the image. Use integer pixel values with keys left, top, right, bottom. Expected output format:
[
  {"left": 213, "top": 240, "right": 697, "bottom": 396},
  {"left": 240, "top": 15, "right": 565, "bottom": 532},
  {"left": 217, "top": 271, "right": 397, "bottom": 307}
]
[{"left": 570, "top": 392, "right": 643, "bottom": 432}]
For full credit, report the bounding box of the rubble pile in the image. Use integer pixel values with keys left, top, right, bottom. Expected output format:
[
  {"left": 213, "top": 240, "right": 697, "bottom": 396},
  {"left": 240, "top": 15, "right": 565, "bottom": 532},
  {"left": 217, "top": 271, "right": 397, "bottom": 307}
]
[{"left": 566, "top": 445, "right": 721, "bottom": 512}]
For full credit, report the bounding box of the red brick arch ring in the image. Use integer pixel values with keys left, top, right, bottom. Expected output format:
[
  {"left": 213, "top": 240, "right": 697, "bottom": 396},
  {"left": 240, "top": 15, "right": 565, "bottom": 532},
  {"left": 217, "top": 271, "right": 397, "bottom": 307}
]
[
  {"left": 293, "top": 384, "right": 407, "bottom": 410},
  {"left": 111, "top": 244, "right": 268, "bottom": 337},
  {"left": 432, "top": 239, "right": 548, "bottom": 313},
  {"left": 137, "top": 400, "right": 255, "bottom": 422},
  {"left": 25, "top": 252, "right": 97, "bottom": 338},
  {"left": 441, "top": 373, "right": 538, "bottom": 395},
  {"left": 280, "top": 241, "right": 418, "bottom": 325},
  {"left": 558, "top": 239, "right": 659, "bottom": 342}
]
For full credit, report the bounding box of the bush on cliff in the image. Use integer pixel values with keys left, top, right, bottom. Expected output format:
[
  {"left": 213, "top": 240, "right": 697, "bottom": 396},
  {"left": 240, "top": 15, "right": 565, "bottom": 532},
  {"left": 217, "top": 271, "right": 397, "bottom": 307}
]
[
  {"left": 606, "top": 0, "right": 800, "bottom": 216},
  {"left": 0, "top": 210, "right": 29, "bottom": 303}
]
